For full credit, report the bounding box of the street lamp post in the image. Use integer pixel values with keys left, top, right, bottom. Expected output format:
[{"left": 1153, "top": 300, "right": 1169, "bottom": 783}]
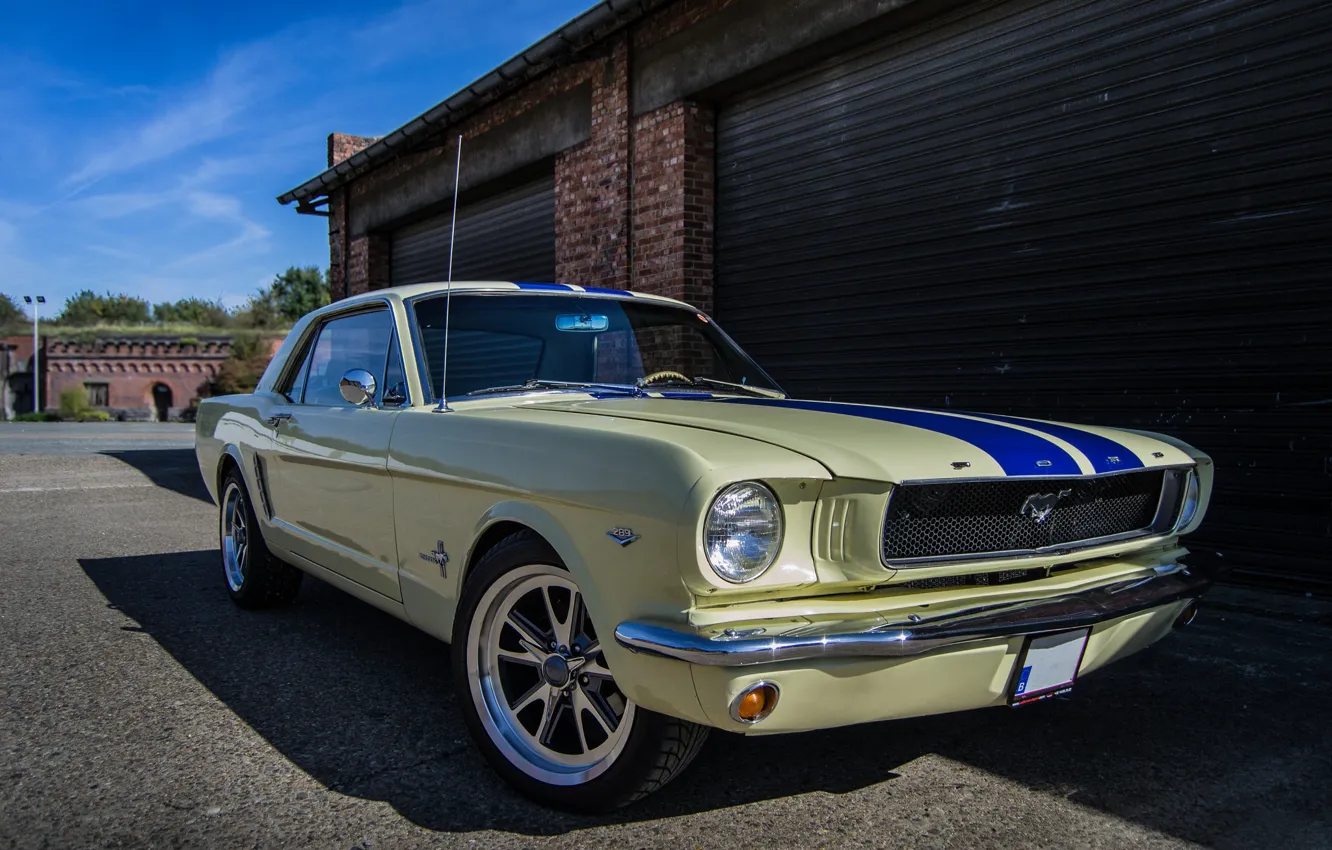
[{"left": 22, "top": 296, "right": 45, "bottom": 415}]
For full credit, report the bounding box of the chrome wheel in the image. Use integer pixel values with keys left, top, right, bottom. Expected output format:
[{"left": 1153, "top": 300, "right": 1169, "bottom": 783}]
[
  {"left": 467, "top": 564, "right": 635, "bottom": 786},
  {"left": 221, "top": 481, "right": 249, "bottom": 592}
]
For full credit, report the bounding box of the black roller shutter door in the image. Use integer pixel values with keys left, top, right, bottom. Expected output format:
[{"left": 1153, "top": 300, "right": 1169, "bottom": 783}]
[
  {"left": 716, "top": 0, "right": 1332, "bottom": 589},
  {"left": 391, "top": 176, "right": 556, "bottom": 285}
]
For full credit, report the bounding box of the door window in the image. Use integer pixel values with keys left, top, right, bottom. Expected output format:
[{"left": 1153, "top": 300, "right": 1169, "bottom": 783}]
[{"left": 302, "top": 309, "right": 394, "bottom": 406}]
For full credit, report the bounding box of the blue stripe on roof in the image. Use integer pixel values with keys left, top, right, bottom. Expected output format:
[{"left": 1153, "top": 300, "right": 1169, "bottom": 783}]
[
  {"left": 514, "top": 282, "right": 573, "bottom": 291},
  {"left": 713, "top": 398, "right": 1082, "bottom": 476},
  {"left": 581, "top": 286, "right": 633, "bottom": 296},
  {"left": 961, "top": 413, "right": 1144, "bottom": 473}
]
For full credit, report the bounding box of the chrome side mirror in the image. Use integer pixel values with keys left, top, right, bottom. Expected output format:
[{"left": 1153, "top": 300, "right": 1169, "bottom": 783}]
[{"left": 339, "top": 369, "right": 378, "bottom": 406}]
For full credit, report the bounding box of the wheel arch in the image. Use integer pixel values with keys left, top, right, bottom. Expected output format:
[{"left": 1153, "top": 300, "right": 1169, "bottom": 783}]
[
  {"left": 463, "top": 519, "right": 538, "bottom": 586},
  {"left": 462, "top": 503, "right": 601, "bottom": 615},
  {"left": 216, "top": 444, "right": 245, "bottom": 494},
  {"left": 215, "top": 444, "right": 274, "bottom": 524}
]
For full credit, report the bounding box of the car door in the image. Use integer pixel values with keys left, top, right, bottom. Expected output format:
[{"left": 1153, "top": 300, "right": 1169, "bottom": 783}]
[{"left": 263, "top": 304, "right": 412, "bottom": 601}]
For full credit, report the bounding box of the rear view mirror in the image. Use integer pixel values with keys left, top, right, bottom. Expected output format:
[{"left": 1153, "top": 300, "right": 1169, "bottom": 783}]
[{"left": 556, "top": 314, "right": 609, "bottom": 332}]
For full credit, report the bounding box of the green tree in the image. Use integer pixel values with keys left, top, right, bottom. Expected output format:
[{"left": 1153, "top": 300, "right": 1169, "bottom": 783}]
[
  {"left": 153, "top": 297, "right": 231, "bottom": 326},
  {"left": 269, "top": 266, "right": 329, "bottom": 322},
  {"left": 57, "top": 290, "right": 152, "bottom": 326},
  {"left": 0, "top": 293, "right": 23, "bottom": 325},
  {"left": 201, "top": 332, "right": 273, "bottom": 396},
  {"left": 231, "top": 289, "right": 283, "bottom": 329}
]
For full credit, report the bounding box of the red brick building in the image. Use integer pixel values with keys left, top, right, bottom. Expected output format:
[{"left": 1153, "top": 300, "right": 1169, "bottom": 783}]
[
  {"left": 276, "top": 0, "right": 1331, "bottom": 590},
  {"left": 2, "top": 334, "right": 232, "bottom": 421}
]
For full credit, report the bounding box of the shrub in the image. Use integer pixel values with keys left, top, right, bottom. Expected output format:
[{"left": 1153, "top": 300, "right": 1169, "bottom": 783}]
[
  {"left": 77, "top": 410, "right": 112, "bottom": 422},
  {"left": 59, "top": 387, "right": 90, "bottom": 420},
  {"left": 13, "top": 411, "right": 61, "bottom": 422}
]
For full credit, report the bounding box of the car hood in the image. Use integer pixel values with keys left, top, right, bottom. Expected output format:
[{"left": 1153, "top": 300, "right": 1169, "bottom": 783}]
[{"left": 527, "top": 395, "right": 1196, "bottom": 482}]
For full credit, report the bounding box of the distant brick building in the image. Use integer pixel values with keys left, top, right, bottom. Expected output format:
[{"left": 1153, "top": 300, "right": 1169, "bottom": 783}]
[{"left": 1, "top": 334, "right": 232, "bottom": 421}]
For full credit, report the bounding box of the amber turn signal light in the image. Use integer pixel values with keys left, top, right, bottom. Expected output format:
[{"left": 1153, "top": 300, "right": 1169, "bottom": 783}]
[{"left": 730, "top": 682, "right": 779, "bottom": 724}]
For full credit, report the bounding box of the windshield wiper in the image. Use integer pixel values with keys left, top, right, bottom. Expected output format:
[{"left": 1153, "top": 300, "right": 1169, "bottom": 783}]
[
  {"left": 685, "top": 376, "right": 786, "bottom": 399},
  {"left": 638, "top": 376, "right": 785, "bottom": 399},
  {"left": 467, "top": 379, "right": 642, "bottom": 397}
]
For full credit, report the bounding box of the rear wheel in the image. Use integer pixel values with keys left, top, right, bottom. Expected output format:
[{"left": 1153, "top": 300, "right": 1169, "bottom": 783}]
[
  {"left": 453, "top": 531, "right": 708, "bottom": 812},
  {"left": 219, "top": 467, "right": 302, "bottom": 608}
]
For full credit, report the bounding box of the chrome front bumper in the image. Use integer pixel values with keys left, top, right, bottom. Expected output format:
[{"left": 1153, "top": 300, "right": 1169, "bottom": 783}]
[{"left": 615, "top": 567, "right": 1209, "bottom": 668}]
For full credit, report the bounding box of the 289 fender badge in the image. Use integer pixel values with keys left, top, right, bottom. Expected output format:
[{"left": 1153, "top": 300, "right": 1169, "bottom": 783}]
[
  {"left": 419, "top": 541, "right": 449, "bottom": 576},
  {"left": 607, "top": 528, "right": 639, "bottom": 547}
]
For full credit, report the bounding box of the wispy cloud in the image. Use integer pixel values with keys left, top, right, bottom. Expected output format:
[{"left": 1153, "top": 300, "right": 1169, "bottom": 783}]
[
  {"left": 166, "top": 191, "right": 270, "bottom": 268},
  {"left": 61, "top": 43, "right": 280, "bottom": 191}
]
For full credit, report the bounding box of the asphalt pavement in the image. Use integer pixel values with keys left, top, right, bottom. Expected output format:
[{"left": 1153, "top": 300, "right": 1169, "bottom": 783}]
[{"left": 1, "top": 423, "right": 1329, "bottom": 849}]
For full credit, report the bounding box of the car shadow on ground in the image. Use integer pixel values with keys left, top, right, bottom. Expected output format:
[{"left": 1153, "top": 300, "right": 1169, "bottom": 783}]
[
  {"left": 100, "top": 449, "right": 211, "bottom": 502},
  {"left": 79, "top": 550, "right": 1330, "bottom": 843}
]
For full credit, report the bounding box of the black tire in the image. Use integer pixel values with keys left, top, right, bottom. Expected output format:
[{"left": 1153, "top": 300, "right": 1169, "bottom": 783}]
[
  {"left": 452, "top": 530, "right": 708, "bottom": 812},
  {"left": 218, "top": 466, "right": 302, "bottom": 609}
]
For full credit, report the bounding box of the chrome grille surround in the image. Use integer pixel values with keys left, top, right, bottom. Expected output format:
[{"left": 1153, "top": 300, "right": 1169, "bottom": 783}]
[{"left": 881, "top": 467, "right": 1190, "bottom": 567}]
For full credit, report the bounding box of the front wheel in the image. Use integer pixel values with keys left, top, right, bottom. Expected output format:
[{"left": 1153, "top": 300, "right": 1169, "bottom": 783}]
[{"left": 452, "top": 531, "right": 708, "bottom": 812}]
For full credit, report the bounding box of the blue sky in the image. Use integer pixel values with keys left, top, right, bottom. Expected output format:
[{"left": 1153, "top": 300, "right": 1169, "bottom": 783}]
[{"left": 0, "top": 0, "right": 593, "bottom": 317}]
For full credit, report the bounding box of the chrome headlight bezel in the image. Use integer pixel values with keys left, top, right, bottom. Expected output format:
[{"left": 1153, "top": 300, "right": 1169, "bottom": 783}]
[
  {"left": 1173, "top": 469, "right": 1201, "bottom": 533},
  {"left": 703, "top": 481, "right": 784, "bottom": 583}
]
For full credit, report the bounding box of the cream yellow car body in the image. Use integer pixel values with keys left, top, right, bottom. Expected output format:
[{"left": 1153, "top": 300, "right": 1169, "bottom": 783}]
[{"left": 195, "top": 283, "right": 1213, "bottom": 736}]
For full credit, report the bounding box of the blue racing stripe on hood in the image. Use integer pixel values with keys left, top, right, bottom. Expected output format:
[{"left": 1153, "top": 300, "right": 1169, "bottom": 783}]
[
  {"left": 715, "top": 398, "right": 1080, "bottom": 476},
  {"left": 962, "top": 413, "right": 1144, "bottom": 473}
]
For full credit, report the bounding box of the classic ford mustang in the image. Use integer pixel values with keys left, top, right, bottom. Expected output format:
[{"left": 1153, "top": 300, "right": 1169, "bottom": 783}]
[{"left": 195, "top": 282, "right": 1213, "bottom": 811}]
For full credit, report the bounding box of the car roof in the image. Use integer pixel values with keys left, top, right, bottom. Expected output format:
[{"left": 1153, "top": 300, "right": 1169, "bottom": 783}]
[{"left": 336, "top": 281, "right": 696, "bottom": 311}]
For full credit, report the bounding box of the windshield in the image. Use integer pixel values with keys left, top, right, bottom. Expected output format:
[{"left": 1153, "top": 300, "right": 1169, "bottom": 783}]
[{"left": 410, "top": 293, "right": 782, "bottom": 400}]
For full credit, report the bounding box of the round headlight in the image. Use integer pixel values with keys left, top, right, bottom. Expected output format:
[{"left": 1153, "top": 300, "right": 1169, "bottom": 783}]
[
  {"left": 1174, "top": 469, "right": 1200, "bottom": 532},
  {"left": 704, "top": 482, "right": 783, "bottom": 583}
]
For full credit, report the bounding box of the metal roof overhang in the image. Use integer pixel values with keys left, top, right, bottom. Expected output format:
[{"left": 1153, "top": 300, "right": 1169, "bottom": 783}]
[{"left": 277, "top": 0, "right": 665, "bottom": 215}]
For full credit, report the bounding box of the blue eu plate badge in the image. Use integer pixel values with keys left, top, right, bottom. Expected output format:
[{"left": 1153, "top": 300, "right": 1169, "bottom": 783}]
[{"left": 1010, "top": 629, "right": 1090, "bottom": 706}]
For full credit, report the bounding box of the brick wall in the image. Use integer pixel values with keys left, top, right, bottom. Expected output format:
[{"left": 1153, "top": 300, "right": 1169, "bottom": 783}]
[
  {"left": 346, "top": 233, "right": 390, "bottom": 297},
  {"left": 629, "top": 100, "right": 715, "bottom": 310},
  {"left": 328, "top": 188, "right": 349, "bottom": 299},
  {"left": 325, "top": 0, "right": 731, "bottom": 308},
  {"left": 555, "top": 37, "right": 632, "bottom": 289},
  {"left": 328, "top": 133, "right": 379, "bottom": 168}
]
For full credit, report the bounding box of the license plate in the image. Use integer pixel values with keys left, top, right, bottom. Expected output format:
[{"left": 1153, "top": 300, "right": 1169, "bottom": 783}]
[{"left": 1009, "top": 629, "right": 1090, "bottom": 707}]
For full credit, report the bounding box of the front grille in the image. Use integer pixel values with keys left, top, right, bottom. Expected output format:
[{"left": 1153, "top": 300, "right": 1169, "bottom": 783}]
[{"left": 882, "top": 470, "right": 1172, "bottom": 563}]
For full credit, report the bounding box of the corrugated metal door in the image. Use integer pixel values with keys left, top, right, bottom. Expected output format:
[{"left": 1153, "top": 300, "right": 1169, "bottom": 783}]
[
  {"left": 715, "top": 0, "right": 1332, "bottom": 589},
  {"left": 391, "top": 176, "right": 556, "bottom": 285}
]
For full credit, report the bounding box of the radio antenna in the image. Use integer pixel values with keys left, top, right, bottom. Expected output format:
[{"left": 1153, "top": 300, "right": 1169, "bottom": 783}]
[{"left": 434, "top": 134, "right": 463, "bottom": 413}]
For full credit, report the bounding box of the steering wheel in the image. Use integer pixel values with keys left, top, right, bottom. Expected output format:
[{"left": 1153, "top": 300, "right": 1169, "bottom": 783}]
[{"left": 637, "top": 370, "right": 690, "bottom": 387}]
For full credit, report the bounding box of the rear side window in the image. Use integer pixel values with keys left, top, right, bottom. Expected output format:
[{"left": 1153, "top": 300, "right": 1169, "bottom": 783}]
[{"left": 302, "top": 310, "right": 394, "bottom": 406}]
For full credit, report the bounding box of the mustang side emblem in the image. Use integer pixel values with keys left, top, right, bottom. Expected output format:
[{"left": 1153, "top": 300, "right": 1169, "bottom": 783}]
[
  {"left": 1020, "top": 490, "right": 1073, "bottom": 524},
  {"left": 607, "top": 527, "right": 640, "bottom": 546},
  {"left": 419, "top": 541, "right": 449, "bottom": 576}
]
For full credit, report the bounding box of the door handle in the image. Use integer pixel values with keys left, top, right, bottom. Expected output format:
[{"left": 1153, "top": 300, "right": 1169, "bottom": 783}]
[{"left": 266, "top": 413, "right": 294, "bottom": 427}]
